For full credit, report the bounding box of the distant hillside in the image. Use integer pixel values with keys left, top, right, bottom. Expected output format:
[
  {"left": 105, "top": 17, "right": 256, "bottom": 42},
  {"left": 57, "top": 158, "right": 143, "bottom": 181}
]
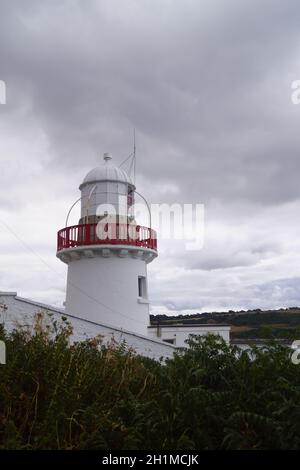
[{"left": 150, "top": 307, "right": 300, "bottom": 340}]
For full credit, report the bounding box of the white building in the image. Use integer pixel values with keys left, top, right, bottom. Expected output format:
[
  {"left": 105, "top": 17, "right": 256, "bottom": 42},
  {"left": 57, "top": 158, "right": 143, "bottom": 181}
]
[
  {"left": 1, "top": 153, "right": 230, "bottom": 358},
  {"left": 148, "top": 324, "right": 230, "bottom": 347}
]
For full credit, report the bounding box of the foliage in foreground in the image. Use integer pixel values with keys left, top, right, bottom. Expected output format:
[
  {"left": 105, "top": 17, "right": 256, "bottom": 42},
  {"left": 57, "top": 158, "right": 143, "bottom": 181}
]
[{"left": 0, "top": 313, "right": 300, "bottom": 450}]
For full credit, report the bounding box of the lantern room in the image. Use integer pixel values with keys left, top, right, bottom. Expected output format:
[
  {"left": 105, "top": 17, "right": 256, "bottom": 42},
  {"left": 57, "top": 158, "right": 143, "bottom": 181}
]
[{"left": 79, "top": 152, "right": 135, "bottom": 225}]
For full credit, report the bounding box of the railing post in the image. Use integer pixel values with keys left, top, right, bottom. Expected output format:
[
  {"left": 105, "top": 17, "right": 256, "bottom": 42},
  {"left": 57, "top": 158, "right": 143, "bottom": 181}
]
[
  {"left": 84, "top": 224, "right": 87, "bottom": 244},
  {"left": 66, "top": 228, "right": 69, "bottom": 249}
]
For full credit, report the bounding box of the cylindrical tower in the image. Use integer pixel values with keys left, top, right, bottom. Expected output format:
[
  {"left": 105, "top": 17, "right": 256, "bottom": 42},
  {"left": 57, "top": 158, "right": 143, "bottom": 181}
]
[{"left": 56, "top": 153, "right": 157, "bottom": 336}]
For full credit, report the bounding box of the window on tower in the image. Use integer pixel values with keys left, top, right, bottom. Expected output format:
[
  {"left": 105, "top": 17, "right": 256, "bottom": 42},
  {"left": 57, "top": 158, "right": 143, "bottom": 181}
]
[{"left": 138, "top": 276, "right": 147, "bottom": 299}]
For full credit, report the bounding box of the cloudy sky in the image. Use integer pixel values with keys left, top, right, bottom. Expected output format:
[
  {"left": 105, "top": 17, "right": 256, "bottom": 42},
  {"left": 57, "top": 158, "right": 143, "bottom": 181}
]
[{"left": 1, "top": 0, "right": 300, "bottom": 315}]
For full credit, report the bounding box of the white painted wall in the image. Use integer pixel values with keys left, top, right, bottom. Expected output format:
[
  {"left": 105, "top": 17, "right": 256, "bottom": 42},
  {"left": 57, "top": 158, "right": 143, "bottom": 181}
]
[
  {"left": 0, "top": 292, "right": 176, "bottom": 361},
  {"left": 148, "top": 324, "right": 231, "bottom": 347},
  {"left": 65, "top": 253, "right": 150, "bottom": 336}
]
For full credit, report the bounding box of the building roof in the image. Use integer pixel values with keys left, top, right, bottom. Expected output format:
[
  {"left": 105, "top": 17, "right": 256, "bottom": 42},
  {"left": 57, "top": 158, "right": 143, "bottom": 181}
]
[
  {"left": 148, "top": 323, "right": 230, "bottom": 328},
  {"left": 80, "top": 153, "right": 134, "bottom": 189}
]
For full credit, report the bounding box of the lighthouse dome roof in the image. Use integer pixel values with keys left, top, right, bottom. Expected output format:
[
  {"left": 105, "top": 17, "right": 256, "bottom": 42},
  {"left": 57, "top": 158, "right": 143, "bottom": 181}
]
[{"left": 80, "top": 153, "right": 134, "bottom": 189}]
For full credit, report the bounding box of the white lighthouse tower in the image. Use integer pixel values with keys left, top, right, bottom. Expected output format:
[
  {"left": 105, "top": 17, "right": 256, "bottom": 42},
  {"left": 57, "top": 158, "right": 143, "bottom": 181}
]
[{"left": 56, "top": 153, "right": 157, "bottom": 336}]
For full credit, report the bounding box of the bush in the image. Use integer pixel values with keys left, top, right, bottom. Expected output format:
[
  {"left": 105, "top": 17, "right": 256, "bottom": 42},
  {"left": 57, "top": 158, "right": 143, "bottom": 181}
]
[{"left": 0, "top": 314, "right": 299, "bottom": 449}]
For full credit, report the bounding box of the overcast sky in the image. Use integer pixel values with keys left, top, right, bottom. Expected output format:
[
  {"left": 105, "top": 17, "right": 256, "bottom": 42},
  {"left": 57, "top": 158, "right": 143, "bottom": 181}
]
[{"left": 1, "top": 0, "right": 300, "bottom": 315}]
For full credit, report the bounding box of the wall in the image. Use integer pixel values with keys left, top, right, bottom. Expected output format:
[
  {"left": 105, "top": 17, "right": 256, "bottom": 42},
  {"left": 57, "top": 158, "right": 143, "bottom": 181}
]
[
  {"left": 0, "top": 292, "right": 176, "bottom": 361},
  {"left": 65, "top": 254, "right": 150, "bottom": 335},
  {"left": 148, "top": 324, "right": 231, "bottom": 347}
]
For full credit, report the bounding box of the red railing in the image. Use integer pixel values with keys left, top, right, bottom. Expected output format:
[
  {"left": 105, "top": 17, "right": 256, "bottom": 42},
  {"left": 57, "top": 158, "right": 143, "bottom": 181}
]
[{"left": 57, "top": 223, "right": 157, "bottom": 252}]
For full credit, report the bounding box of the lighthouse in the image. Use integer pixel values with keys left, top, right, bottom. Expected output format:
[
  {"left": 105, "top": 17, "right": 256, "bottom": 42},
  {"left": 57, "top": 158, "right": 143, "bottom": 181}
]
[{"left": 56, "top": 153, "right": 157, "bottom": 336}]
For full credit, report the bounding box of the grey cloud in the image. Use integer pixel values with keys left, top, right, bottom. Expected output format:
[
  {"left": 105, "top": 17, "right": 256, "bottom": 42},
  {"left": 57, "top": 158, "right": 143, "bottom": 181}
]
[{"left": 1, "top": 0, "right": 300, "bottom": 312}]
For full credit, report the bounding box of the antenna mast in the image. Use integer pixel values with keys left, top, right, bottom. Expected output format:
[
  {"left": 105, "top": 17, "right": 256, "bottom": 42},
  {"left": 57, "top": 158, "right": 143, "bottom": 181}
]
[
  {"left": 119, "top": 129, "right": 137, "bottom": 184},
  {"left": 133, "top": 128, "right": 136, "bottom": 185}
]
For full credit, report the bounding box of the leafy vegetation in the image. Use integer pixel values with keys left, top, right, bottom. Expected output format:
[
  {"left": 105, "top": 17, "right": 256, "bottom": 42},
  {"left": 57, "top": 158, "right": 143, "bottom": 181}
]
[{"left": 0, "top": 312, "right": 300, "bottom": 450}]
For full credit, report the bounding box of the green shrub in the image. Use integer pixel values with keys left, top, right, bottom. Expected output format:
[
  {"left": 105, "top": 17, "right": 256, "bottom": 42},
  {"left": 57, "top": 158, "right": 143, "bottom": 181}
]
[{"left": 0, "top": 314, "right": 299, "bottom": 449}]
